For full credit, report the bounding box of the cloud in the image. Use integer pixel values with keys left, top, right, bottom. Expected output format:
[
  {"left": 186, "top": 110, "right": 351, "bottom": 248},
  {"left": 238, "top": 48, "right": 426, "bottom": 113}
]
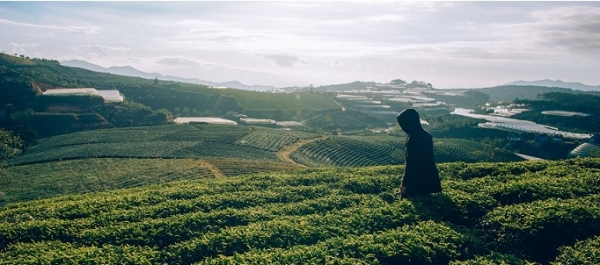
[
  {"left": 530, "top": 6, "right": 600, "bottom": 52},
  {"left": 187, "top": 29, "right": 263, "bottom": 43},
  {"left": 0, "top": 18, "right": 99, "bottom": 34},
  {"left": 208, "top": 34, "right": 263, "bottom": 43},
  {"left": 331, "top": 60, "right": 344, "bottom": 67},
  {"left": 2, "top": 2, "right": 599, "bottom": 88},
  {"left": 374, "top": 4, "right": 600, "bottom": 64},
  {"left": 156, "top": 56, "right": 202, "bottom": 66},
  {"left": 481, "top": 5, "right": 600, "bottom": 55},
  {"left": 84, "top": 45, "right": 129, "bottom": 52},
  {"left": 365, "top": 14, "right": 408, "bottom": 23},
  {"left": 6, "top": 42, "right": 39, "bottom": 54},
  {"left": 261, "top": 53, "right": 308, "bottom": 67},
  {"left": 72, "top": 45, "right": 130, "bottom": 57}
]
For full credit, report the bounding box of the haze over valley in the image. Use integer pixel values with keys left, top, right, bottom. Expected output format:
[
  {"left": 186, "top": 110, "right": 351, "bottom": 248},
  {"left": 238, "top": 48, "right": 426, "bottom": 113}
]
[{"left": 2, "top": 2, "right": 600, "bottom": 89}]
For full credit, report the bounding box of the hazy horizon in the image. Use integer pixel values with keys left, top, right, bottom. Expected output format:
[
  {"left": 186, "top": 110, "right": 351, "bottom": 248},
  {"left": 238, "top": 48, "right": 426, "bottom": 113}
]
[{"left": 1, "top": 1, "right": 600, "bottom": 88}]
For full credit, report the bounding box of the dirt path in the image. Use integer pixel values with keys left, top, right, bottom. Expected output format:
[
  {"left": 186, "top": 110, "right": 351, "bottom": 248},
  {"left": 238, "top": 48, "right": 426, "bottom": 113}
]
[
  {"left": 197, "top": 159, "right": 225, "bottom": 178},
  {"left": 277, "top": 136, "right": 328, "bottom": 167}
]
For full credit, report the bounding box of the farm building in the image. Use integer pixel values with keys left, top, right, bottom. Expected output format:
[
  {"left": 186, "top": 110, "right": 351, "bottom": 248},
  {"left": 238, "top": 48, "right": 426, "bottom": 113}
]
[{"left": 42, "top": 88, "right": 124, "bottom": 103}]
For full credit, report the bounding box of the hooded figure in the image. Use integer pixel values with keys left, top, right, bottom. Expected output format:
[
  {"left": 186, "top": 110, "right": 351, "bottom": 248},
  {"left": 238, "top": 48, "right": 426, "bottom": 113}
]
[{"left": 397, "top": 109, "right": 442, "bottom": 198}]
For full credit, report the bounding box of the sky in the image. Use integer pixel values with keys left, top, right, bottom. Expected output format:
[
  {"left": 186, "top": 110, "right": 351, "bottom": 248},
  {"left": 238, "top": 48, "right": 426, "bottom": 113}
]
[{"left": 1, "top": 1, "right": 600, "bottom": 89}]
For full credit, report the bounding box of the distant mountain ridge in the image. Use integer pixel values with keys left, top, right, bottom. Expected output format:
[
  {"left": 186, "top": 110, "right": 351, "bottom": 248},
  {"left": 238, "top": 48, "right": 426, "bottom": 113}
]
[
  {"left": 60, "top": 60, "right": 600, "bottom": 93},
  {"left": 60, "top": 59, "right": 276, "bottom": 91},
  {"left": 503, "top": 79, "right": 600, "bottom": 91},
  {"left": 478, "top": 85, "right": 582, "bottom": 102}
]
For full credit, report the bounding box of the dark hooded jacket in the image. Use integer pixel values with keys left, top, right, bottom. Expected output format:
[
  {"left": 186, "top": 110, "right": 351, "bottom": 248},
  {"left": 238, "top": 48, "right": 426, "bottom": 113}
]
[{"left": 397, "top": 109, "right": 442, "bottom": 197}]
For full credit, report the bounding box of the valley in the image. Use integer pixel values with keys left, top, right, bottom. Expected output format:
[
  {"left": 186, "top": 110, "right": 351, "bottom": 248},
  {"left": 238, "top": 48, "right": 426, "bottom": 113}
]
[{"left": 1, "top": 53, "right": 599, "bottom": 264}]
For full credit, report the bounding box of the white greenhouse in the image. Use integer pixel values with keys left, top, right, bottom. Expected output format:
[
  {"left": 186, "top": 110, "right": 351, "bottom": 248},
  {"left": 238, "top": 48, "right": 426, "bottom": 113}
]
[
  {"left": 173, "top": 117, "right": 237, "bottom": 125},
  {"left": 43, "top": 88, "right": 124, "bottom": 103},
  {"left": 568, "top": 143, "right": 600, "bottom": 158}
]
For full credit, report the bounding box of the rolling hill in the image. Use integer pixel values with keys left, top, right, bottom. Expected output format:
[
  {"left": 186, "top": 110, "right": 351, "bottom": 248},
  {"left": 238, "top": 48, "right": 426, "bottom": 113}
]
[
  {"left": 0, "top": 53, "right": 341, "bottom": 138},
  {"left": 60, "top": 59, "right": 277, "bottom": 91},
  {"left": 6, "top": 124, "right": 522, "bottom": 167},
  {"left": 504, "top": 79, "right": 600, "bottom": 92},
  {"left": 1, "top": 124, "right": 523, "bottom": 203},
  {"left": 1, "top": 53, "right": 600, "bottom": 265},
  {"left": 478, "top": 85, "right": 580, "bottom": 102}
]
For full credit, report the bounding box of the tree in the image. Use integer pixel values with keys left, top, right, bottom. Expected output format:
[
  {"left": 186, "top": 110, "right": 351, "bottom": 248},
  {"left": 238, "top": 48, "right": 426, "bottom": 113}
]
[
  {"left": 156, "top": 108, "right": 173, "bottom": 121},
  {"left": 0, "top": 129, "right": 23, "bottom": 160},
  {"left": 10, "top": 125, "right": 37, "bottom": 147},
  {"left": 390, "top": 79, "right": 407, "bottom": 85}
]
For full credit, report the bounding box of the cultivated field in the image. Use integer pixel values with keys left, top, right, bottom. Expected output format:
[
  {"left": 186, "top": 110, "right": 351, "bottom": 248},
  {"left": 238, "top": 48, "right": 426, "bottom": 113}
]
[
  {"left": 1, "top": 158, "right": 599, "bottom": 264},
  {"left": 290, "top": 135, "right": 523, "bottom": 167},
  {"left": 0, "top": 158, "right": 302, "bottom": 204},
  {"left": 7, "top": 124, "right": 522, "bottom": 168}
]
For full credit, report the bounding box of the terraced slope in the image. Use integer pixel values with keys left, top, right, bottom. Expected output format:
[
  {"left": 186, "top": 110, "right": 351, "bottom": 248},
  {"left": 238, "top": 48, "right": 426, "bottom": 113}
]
[
  {"left": 1, "top": 158, "right": 599, "bottom": 264},
  {"left": 0, "top": 157, "right": 303, "bottom": 204},
  {"left": 7, "top": 124, "right": 272, "bottom": 165},
  {"left": 290, "top": 136, "right": 523, "bottom": 167},
  {"left": 8, "top": 124, "right": 522, "bottom": 168}
]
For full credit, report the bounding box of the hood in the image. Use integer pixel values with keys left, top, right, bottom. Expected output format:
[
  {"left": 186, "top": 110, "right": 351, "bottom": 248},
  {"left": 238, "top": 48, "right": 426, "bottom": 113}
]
[{"left": 397, "top": 108, "right": 423, "bottom": 135}]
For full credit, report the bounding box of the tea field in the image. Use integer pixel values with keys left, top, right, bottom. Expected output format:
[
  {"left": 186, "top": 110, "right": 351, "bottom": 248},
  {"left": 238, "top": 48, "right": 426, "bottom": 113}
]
[
  {"left": 290, "top": 135, "right": 523, "bottom": 167},
  {"left": 0, "top": 158, "right": 302, "bottom": 204},
  {"left": 6, "top": 124, "right": 276, "bottom": 165},
  {"left": 1, "top": 158, "right": 599, "bottom": 264},
  {"left": 2, "top": 123, "right": 524, "bottom": 205},
  {"left": 6, "top": 124, "right": 522, "bottom": 167}
]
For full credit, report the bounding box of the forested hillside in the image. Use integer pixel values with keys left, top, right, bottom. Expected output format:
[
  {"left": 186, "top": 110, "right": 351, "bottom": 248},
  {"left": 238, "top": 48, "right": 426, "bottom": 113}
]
[
  {"left": 0, "top": 53, "right": 339, "bottom": 141},
  {"left": 0, "top": 53, "right": 339, "bottom": 119},
  {"left": 512, "top": 92, "right": 600, "bottom": 133}
]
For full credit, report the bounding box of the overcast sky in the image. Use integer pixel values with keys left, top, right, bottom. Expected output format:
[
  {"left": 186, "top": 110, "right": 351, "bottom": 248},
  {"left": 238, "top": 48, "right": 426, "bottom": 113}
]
[{"left": 1, "top": 1, "right": 599, "bottom": 88}]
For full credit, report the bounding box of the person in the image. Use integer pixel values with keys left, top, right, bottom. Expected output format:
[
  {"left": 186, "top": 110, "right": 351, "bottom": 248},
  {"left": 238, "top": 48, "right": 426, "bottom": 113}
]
[{"left": 396, "top": 109, "right": 442, "bottom": 199}]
